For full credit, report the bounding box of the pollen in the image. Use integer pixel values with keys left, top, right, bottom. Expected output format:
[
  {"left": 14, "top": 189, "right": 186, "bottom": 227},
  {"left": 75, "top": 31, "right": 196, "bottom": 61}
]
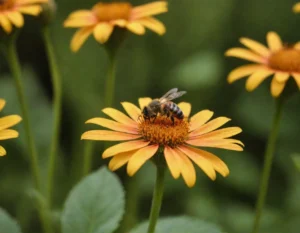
[
  {"left": 139, "top": 116, "right": 189, "bottom": 148},
  {"left": 268, "top": 48, "right": 300, "bottom": 73},
  {"left": 93, "top": 2, "right": 132, "bottom": 22}
]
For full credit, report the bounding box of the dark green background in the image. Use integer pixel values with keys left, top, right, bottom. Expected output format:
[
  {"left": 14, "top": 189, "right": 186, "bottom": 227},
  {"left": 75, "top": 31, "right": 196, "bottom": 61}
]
[{"left": 0, "top": 0, "right": 300, "bottom": 232}]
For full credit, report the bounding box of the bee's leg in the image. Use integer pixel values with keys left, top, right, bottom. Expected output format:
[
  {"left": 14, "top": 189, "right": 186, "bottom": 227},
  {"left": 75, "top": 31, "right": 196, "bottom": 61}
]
[
  {"left": 171, "top": 116, "right": 175, "bottom": 125},
  {"left": 151, "top": 115, "right": 157, "bottom": 123}
]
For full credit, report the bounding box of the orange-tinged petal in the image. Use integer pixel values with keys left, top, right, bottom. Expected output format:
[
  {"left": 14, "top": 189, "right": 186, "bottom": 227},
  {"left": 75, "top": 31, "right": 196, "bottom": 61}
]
[
  {"left": 70, "top": 27, "right": 94, "bottom": 52},
  {"left": 178, "top": 146, "right": 216, "bottom": 180},
  {"left": 189, "top": 117, "right": 231, "bottom": 137},
  {"left": 17, "top": 5, "right": 42, "bottom": 15},
  {"left": 126, "top": 22, "right": 145, "bottom": 35},
  {"left": 292, "top": 73, "right": 300, "bottom": 88},
  {"left": 274, "top": 72, "right": 290, "bottom": 83},
  {"left": 81, "top": 130, "right": 141, "bottom": 141},
  {"left": 186, "top": 138, "right": 244, "bottom": 151},
  {"left": 175, "top": 149, "right": 196, "bottom": 187},
  {"left": 131, "top": 1, "right": 168, "bottom": 19},
  {"left": 189, "top": 110, "right": 214, "bottom": 132},
  {"left": 0, "top": 146, "right": 6, "bottom": 156},
  {"left": 138, "top": 97, "right": 152, "bottom": 110},
  {"left": 0, "top": 99, "right": 5, "bottom": 112},
  {"left": 0, "top": 115, "right": 22, "bottom": 131},
  {"left": 127, "top": 145, "right": 158, "bottom": 176},
  {"left": 271, "top": 78, "right": 285, "bottom": 97},
  {"left": 64, "top": 18, "right": 96, "bottom": 28},
  {"left": 108, "top": 150, "right": 134, "bottom": 171},
  {"left": 245, "top": 69, "right": 274, "bottom": 91},
  {"left": 182, "top": 145, "right": 229, "bottom": 177},
  {"left": 137, "top": 17, "right": 166, "bottom": 35},
  {"left": 225, "top": 48, "right": 265, "bottom": 63},
  {"left": 121, "top": 102, "right": 141, "bottom": 122},
  {"left": 86, "top": 118, "right": 138, "bottom": 134},
  {"left": 239, "top": 37, "right": 270, "bottom": 57},
  {"left": 0, "top": 14, "right": 12, "bottom": 33},
  {"left": 102, "top": 108, "right": 137, "bottom": 128},
  {"left": 191, "top": 127, "right": 242, "bottom": 140},
  {"left": 164, "top": 146, "right": 181, "bottom": 179},
  {"left": 293, "top": 2, "right": 300, "bottom": 12},
  {"left": 177, "top": 102, "right": 191, "bottom": 118},
  {"left": 93, "top": 23, "right": 114, "bottom": 44},
  {"left": 294, "top": 42, "right": 300, "bottom": 50},
  {"left": 6, "top": 11, "right": 24, "bottom": 28},
  {"left": 227, "top": 64, "right": 265, "bottom": 83},
  {"left": 0, "top": 129, "right": 19, "bottom": 140},
  {"left": 103, "top": 140, "right": 150, "bottom": 158},
  {"left": 267, "top": 32, "right": 283, "bottom": 52}
]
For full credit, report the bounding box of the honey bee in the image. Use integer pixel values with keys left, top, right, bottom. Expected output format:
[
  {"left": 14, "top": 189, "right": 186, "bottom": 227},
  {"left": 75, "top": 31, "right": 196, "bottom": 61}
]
[{"left": 142, "top": 88, "right": 186, "bottom": 124}]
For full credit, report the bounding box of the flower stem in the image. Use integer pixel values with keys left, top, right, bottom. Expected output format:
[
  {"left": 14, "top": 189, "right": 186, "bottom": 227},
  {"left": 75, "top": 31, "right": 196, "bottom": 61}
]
[
  {"left": 82, "top": 52, "right": 117, "bottom": 176},
  {"left": 41, "top": 26, "right": 62, "bottom": 208},
  {"left": 147, "top": 163, "right": 166, "bottom": 233},
  {"left": 6, "top": 34, "right": 50, "bottom": 233},
  {"left": 252, "top": 98, "right": 284, "bottom": 233}
]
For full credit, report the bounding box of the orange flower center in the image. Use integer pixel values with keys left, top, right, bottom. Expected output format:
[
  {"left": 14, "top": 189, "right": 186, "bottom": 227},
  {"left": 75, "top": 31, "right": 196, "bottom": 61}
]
[
  {"left": 93, "top": 2, "right": 132, "bottom": 21},
  {"left": 268, "top": 48, "right": 300, "bottom": 72},
  {"left": 138, "top": 116, "right": 189, "bottom": 147},
  {"left": 0, "top": 0, "right": 14, "bottom": 9}
]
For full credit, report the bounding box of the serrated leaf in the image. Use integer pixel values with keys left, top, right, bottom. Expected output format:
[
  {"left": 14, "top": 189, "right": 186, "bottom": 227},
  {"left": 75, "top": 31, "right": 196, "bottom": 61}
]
[
  {"left": 131, "top": 216, "right": 222, "bottom": 233},
  {"left": 0, "top": 207, "right": 22, "bottom": 233},
  {"left": 61, "top": 167, "right": 125, "bottom": 233}
]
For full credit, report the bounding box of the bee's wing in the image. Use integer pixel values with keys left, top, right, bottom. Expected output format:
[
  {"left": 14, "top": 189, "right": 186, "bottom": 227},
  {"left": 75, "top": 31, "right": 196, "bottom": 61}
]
[
  {"left": 164, "top": 91, "right": 186, "bottom": 101},
  {"left": 159, "top": 88, "right": 178, "bottom": 101}
]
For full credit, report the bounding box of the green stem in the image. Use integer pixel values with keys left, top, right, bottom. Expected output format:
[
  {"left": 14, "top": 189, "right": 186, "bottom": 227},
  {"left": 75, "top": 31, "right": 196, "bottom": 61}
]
[
  {"left": 42, "top": 26, "right": 62, "bottom": 208},
  {"left": 82, "top": 53, "right": 117, "bottom": 176},
  {"left": 147, "top": 163, "right": 166, "bottom": 233},
  {"left": 6, "top": 34, "right": 50, "bottom": 233},
  {"left": 252, "top": 98, "right": 284, "bottom": 233}
]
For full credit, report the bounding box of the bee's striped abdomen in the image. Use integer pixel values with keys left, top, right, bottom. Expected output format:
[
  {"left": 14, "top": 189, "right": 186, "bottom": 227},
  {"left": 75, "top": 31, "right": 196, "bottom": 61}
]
[{"left": 167, "top": 102, "right": 184, "bottom": 119}]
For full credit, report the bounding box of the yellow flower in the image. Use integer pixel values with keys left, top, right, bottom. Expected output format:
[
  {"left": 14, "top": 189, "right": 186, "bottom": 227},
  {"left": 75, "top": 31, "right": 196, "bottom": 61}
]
[
  {"left": 293, "top": 2, "right": 300, "bottom": 13},
  {"left": 0, "top": 99, "right": 22, "bottom": 156},
  {"left": 0, "top": 0, "right": 48, "bottom": 34},
  {"left": 81, "top": 98, "right": 243, "bottom": 187},
  {"left": 63, "top": 1, "right": 168, "bottom": 52},
  {"left": 225, "top": 31, "right": 300, "bottom": 97}
]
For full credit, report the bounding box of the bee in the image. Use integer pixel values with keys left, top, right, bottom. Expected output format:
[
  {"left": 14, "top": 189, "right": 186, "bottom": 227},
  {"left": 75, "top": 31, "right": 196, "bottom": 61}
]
[{"left": 142, "top": 88, "right": 186, "bottom": 124}]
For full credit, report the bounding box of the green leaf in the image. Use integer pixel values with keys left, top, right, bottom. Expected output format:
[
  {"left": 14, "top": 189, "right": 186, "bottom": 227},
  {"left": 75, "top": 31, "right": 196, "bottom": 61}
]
[
  {"left": 61, "top": 167, "right": 125, "bottom": 233},
  {"left": 131, "top": 216, "right": 223, "bottom": 233},
  {"left": 0, "top": 207, "right": 22, "bottom": 233}
]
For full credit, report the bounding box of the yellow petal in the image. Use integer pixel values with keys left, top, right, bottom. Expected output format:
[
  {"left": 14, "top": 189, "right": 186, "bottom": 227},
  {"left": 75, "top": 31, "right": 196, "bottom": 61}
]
[
  {"left": 81, "top": 130, "right": 141, "bottom": 141},
  {"left": 138, "top": 97, "right": 152, "bottom": 110},
  {"left": 164, "top": 146, "right": 181, "bottom": 179},
  {"left": 126, "top": 22, "right": 145, "bottom": 35},
  {"left": 0, "top": 14, "right": 12, "bottom": 33},
  {"left": 86, "top": 118, "right": 138, "bottom": 134},
  {"left": 182, "top": 146, "right": 229, "bottom": 177},
  {"left": 293, "top": 2, "right": 300, "bottom": 12},
  {"left": 0, "top": 99, "right": 6, "bottom": 112},
  {"left": 108, "top": 150, "right": 134, "bottom": 171},
  {"left": 274, "top": 72, "right": 290, "bottom": 83},
  {"left": 137, "top": 17, "right": 166, "bottom": 35},
  {"left": 245, "top": 69, "right": 274, "bottom": 91},
  {"left": 191, "top": 127, "right": 242, "bottom": 140},
  {"left": 112, "top": 19, "right": 127, "bottom": 27},
  {"left": 6, "top": 11, "right": 24, "bottom": 28},
  {"left": 186, "top": 138, "right": 244, "bottom": 151},
  {"left": 93, "top": 23, "right": 114, "bottom": 44},
  {"left": 227, "top": 64, "right": 266, "bottom": 83},
  {"left": 0, "top": 115, "right": 22, "bottom": 131},
  {"left": 292, "top": 73, "right": 300, "bottom": 89},
  {"left": 68, "top": 10, "right": 94, "bottom": 19},
  {"left": 189, "top": 117, "right": 231, "bottom": 137},
  {"left": 103, "top": 140, "right": 150, "bottom": 158},
  {"left": 178, "top": 145, "right": 216, "bottom": 180},
  {"left": 177, "top": 102, "right": 191, "bottom": 118},
  {"left": 239, "top": 37, "right": 270, "bottom": 57},
  {"left": 127, "top": 145, "right": 158, "bottom": 176},
  {"left": 267, "top": 31, "right": 283, "bottom": 52},
  {"left": 225, "top": 48, "right": 265, "bottom": 63},
  {"left": 64, "top": 18, "right": 96, "bottom": 28},
  {"left": 102, "top": 108, "right": 137, "bottom": 128},
  {"left": 121, "top": 102, "right": 142, "bottom": 122},
  {"left": 0, "top": 129, "right": 19, "bottom": 140},
  {"left": 175, "top": 149, "right": 196, "bottom": 187},
  {"left": 16, "top": 0, "right": 48, "bottom": 5},
  {"left": 131, "top": 1, "right": 168, "bottom": 19},
  {"left": 17, "top": 5, "right": 42, "bottom": 15},
  {"left": 70, "top": 27, "right": 94, "bottom": 52},
  {"left": 0, "top": 145, "right": 6, "bottom": 156},
  {"left": 189, "top": 110, "right": 214, "bottom": 132},
  {"left": 271, "top": 78, "right": 286, "bottom": 97}
]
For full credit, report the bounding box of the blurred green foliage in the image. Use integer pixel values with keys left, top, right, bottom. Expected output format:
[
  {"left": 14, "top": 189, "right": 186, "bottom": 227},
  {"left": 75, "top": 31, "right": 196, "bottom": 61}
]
[{"left": 1, "top": 0, "right": 300, "bottom": 233}]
